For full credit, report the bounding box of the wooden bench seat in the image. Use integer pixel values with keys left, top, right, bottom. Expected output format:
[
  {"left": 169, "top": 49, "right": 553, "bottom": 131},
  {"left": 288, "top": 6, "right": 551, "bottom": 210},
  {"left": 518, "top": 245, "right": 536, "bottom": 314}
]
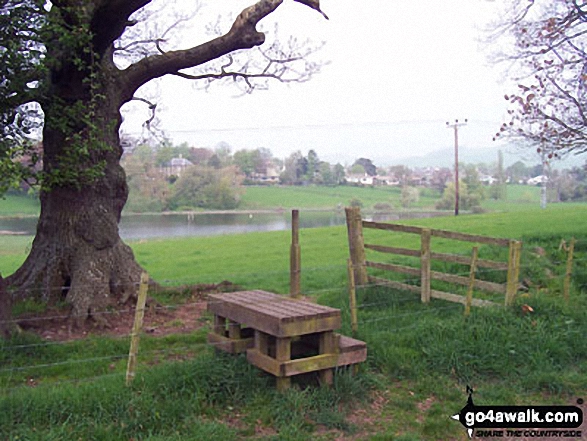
[{"left": 207, "top": 290, "right": 367, "bottom": 389}]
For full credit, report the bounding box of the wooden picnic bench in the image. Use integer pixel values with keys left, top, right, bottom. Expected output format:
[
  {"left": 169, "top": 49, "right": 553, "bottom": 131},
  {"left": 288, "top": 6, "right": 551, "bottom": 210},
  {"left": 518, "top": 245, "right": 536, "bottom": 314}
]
[{"left": 207, "top": 290, "right": 367, "bottom": 390}]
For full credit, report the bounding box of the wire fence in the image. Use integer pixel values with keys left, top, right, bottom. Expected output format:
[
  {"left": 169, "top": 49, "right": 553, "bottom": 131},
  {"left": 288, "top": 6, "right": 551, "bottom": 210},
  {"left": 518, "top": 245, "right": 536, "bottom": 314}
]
[{"left": 0, "top": 235, "right": 585, "bottom": 396}]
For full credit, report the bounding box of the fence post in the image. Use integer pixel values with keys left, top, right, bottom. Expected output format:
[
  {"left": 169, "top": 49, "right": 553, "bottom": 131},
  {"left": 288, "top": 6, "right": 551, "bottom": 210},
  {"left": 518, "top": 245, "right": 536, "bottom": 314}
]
[
  {"left": 505, "top": 240, "right": 522, "bottom": 306},
  {"left": 347, "top": 259, "right": 358, "bottom": 337},
  {"left": 465, "top": 246, "right": 479, "bottom": 317},
  {"left": 420, "top": 228, "right": 431, "bottom": 303},
  {"left": 126, "top": 271, "right": 149, "bottom": 386},
  {"left": 563, "top": 237, "right": 576, "bottom": 303},
  {"left": 290, "top": 209, "right": 301, "bottom": 298},
  {"left": 345, "top": 207, "right": 368, "bottom": 286}
]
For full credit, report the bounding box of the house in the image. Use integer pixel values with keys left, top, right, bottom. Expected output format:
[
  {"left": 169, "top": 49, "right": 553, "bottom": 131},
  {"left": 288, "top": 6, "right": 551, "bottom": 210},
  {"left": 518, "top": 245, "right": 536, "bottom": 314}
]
[
  {"left": 251, "top": 165, "right": 281, "bottom": 184},
  {"left": 162, "top": 154, "right": 194, "bottom": 177},
  {"left": 527, "top": 175, "right": 548, "bottom": 186},
  {"left": 346, "top": 173, "right": 375, "bottom": 185},
  {"left": 374, "top": 175, "right": 400, "bottom": 186},
  {"left": 479, "top": 174, "right": 497, "bottom": 185}
]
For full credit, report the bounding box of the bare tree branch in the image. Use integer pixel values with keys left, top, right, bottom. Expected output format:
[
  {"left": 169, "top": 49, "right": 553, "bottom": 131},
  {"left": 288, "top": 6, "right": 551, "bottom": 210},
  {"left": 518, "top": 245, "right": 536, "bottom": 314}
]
[{"left": 119, "top": 0, "right": 288, "bottom": 100}]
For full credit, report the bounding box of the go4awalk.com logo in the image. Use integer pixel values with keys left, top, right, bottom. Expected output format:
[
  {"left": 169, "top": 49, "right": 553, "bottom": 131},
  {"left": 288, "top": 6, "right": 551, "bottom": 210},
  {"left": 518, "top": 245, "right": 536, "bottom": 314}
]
[{"left": 451, "top": 386, "right": 584, "bottom": 439}]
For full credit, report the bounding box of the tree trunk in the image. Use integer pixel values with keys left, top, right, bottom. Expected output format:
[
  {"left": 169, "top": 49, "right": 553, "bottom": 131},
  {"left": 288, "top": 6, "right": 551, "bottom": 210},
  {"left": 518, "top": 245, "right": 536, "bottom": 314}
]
[
  {"left": 7, "top": 84, "right": 143, "bottom": 327},
  {"left": 0, "top": 274, "right": 12, "bottom": 338}
]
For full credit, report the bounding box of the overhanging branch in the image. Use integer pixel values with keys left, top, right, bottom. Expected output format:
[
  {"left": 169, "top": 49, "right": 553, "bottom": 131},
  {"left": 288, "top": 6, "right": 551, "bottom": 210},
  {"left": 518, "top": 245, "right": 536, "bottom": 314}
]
[{"left": 119, "top": 0, "right": 285, "bottom": 101}]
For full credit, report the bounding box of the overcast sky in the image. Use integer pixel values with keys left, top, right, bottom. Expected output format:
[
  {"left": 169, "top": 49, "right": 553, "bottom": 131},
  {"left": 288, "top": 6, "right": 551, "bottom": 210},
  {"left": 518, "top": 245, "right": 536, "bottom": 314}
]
[{"left": 120, "top": 0, "right": 515, "bottom": 166}]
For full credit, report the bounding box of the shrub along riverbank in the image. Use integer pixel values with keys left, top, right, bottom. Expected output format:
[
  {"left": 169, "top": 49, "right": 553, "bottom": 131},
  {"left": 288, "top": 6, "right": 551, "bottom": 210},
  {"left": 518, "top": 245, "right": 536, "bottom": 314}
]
[{"left": 0, "top": 205, "right": 586, "bottom": 440}]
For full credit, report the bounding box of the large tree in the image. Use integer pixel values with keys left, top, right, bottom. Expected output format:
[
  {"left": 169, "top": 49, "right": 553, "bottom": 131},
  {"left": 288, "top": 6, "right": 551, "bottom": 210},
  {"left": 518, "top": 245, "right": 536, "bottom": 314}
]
[
  {"left": 1, "top": 0, "right": 326, "bottom": 326},
  {"left": 491, "top": 0, "right": 587, "bottom": 158}
]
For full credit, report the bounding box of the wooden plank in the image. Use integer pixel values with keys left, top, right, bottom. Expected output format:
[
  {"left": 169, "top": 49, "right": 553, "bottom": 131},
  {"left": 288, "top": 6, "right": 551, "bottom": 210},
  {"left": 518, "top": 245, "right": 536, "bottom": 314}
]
[
  {"left": 364, "top": 243, "right": 420, "bottom": 257},
  {"left": 429, "top": 270, "right": 506, "bottom": 294},
  {"left": 368, "top": 276, "right": 420, "bottom": 294},
  {"left": 319, "top": 331, "right": 335, "bottom": 386},
  {"left": 283, "top": 354, "right": 340, "bottom": 377},
  {"left": 276, "top": 337, "right": 292, "bottom": 390},
  {"left": 247, "top": 349, "right": 340, "bottom": 377},
  {"left": 431, "top": 228, "right": 510, "bottom": 247},
  {"left": 208, "top": 291, "right": 341, "bottom": 337},
  {"left": 362, "top": 221, "right": 422, "bottom": 235},
  {"left": 255, "top": 330, "right": 269, "bottom": 355},
  {"left": 430, "top": 251, "right": 508, "bottom": 270},
  {"left": 227, "top": 320, "right": 241, "bottom": 339},
  {"left": 207, "top": 332, "right": 254, "bottom": 354},
  {"left": 366, "top": 261, "right": 420, "bottom": 276},
  {"left": 213, "top": 315, "right": 226, "bottom": 336},
  {"left": 337, "top": 335, "right": 367, "bottom": 366},
  {"left": 430, "top": 290, "right": 497, "bottom": 308},
  {"left": 247, "top": 349, "right": 281, "bottom": 377}
]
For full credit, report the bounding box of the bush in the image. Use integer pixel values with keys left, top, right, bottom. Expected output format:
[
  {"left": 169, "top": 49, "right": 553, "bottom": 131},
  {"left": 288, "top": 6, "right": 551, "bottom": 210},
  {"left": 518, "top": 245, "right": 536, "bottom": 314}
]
[{"left": 374, "top": 202, "right": 393, "bottom": 211}]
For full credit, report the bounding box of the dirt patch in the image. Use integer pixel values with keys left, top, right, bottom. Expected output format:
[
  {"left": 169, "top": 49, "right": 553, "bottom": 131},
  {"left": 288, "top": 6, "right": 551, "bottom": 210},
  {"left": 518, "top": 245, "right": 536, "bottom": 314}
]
[{"left": 16, "top": 281, "right": 241, "bottom": 342}]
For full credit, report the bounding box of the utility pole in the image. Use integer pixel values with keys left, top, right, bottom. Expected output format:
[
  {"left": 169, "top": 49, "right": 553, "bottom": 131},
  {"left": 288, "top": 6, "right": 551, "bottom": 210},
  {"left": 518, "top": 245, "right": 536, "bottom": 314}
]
[{"left": 446, "top": 119, "right": 468, "bottom": 216}]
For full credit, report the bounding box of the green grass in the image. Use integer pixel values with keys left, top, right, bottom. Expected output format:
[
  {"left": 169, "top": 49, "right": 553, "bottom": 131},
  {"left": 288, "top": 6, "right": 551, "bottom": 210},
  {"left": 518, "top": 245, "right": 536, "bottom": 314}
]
[
  {"left": 239, "top": 185, "right": 441, "bottom": 211},
  {"left": 0, "top": 193, "right": 40, "bottom": 216},
  {"left": 1, "top": 204, "right": 587, "bottom": 440}
]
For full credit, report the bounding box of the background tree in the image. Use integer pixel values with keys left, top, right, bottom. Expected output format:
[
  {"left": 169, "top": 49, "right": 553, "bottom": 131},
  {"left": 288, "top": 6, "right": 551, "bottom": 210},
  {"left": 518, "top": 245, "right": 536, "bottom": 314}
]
[
  {"left": 1, "top": 0, "right": 326, "bottom": 325},
  {"left": 401, "top": 186, "right": 419, "bottom": 209},
  {"left": 490, "top": 149, "right": 507, "bottom": 201},
  {"left": 491, "top": 0, "right": 587, "bottom": 158},
  {"left": 435, "top": 181, "right": 482, "bottom": 212},
  {"left": 169, "top": 165, "right": 243, "bottom": 210},
  {"left": 506, "top": 160, "right": 530, "bottom": 183},
  {"left": 389, "top": 165, "right": 412, "bottom": 186},
  {"left": 352, "top": 158, "right": 377, "bottom": 176}
]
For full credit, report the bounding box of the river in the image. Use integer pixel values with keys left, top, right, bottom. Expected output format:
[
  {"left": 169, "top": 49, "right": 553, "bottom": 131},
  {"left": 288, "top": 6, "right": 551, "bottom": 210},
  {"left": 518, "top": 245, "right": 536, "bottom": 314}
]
[{"left": 0, "top": 210, "right": 449, "bottom": 240}]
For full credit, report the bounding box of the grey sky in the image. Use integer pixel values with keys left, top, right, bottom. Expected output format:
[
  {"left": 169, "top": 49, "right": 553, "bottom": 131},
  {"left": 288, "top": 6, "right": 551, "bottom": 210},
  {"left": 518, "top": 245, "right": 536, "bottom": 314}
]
[{"left": 120, "top": 0, "right": 513, "bottom": 166}]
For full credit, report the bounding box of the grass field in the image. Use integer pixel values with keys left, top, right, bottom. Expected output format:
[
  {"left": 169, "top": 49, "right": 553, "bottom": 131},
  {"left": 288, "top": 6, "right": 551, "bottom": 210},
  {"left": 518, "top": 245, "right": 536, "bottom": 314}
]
[
  {"left": 0, "top": 184, "right": 545, "bottom": 217},
  {"left": 238, "top": 185, "right": 441, "bottom": 211},
  {"left": 0, "top": 193, "right": 40, "bottom": 216},
  {"left": 1, "top": 205, "right": 586, "bottom": 440}
]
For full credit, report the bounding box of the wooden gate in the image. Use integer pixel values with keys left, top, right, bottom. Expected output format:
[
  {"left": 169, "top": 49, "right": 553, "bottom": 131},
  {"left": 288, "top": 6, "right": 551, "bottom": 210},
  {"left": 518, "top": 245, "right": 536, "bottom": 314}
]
[{"left": 345, "top": 207, "right": 522, "bottom": 307}]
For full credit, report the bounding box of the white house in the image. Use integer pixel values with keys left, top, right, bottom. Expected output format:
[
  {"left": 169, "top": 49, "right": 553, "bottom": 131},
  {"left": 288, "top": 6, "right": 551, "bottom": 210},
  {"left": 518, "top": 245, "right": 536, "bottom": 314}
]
[{"left": 527, "top": 175, "right": 549, "bottom": 186}]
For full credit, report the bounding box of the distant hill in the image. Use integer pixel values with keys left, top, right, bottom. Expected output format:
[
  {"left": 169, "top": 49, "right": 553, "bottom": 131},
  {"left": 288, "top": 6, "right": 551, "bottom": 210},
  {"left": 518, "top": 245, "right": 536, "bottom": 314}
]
[{"left": 376, "top": 146, "right": 584, "bottom": 170}]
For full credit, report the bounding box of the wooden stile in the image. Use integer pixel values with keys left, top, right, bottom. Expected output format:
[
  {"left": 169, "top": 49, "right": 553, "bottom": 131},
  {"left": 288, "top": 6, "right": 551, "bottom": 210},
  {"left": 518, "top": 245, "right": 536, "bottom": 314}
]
[{"left": 126, "top": 272, "right": 149, "bottom": 386}]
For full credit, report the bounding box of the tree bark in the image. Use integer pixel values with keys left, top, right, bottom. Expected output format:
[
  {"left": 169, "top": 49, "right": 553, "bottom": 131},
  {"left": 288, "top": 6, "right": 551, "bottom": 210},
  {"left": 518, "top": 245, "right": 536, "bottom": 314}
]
[{"left": 0, "top": 274, "right": 11, "bottom": 338}]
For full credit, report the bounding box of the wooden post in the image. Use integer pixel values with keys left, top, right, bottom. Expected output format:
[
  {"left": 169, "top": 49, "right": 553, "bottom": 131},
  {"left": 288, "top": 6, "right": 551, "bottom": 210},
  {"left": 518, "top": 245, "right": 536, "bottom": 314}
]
[
  {"left": 505, "top": 240, "right": 522, "bottom": 306},
  {"left": 275, "top": 337, "right": 291, "bottom": 391},
  {"left": 126, "top": 272, "right": 149, "bottom": 386},
  {"left": 420, "top": 229, "right": 431, "bottom": 303},
  {"left": 563, "top": 238, "right": 575, "bottom": 303},
  {"left": 465, "top": 247, "right": 479, "bottom": 317},
  {"left": 345, "top": 207, "right": 368, "bottom": 286},
  {"left": 318, "top": 331, "right": 335, "bottom": 386},
  {"left": 290, "top": 209, "right": 301, "bottom": 298},
  {"left": 347, "top": 259, "right": 358, "bottom": 337}
]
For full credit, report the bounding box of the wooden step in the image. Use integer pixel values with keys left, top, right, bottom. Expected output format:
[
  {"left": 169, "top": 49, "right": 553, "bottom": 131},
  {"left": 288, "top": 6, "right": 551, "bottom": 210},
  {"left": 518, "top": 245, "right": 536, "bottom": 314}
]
[{"left": 337, "top": 334, "right": 367, "bottom": 367}]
